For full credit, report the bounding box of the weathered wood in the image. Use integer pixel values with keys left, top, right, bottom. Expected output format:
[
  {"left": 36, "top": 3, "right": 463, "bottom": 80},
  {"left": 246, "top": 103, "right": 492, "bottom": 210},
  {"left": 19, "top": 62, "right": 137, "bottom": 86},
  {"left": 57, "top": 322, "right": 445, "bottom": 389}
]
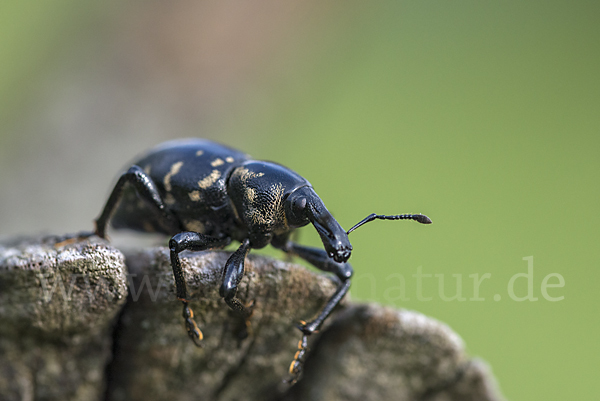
[
  {"left": 0, "top": 236, "right": 128, "bottom": 401},
  {"left": 0, "top": 236, "right": 504, "bottom": 401}
]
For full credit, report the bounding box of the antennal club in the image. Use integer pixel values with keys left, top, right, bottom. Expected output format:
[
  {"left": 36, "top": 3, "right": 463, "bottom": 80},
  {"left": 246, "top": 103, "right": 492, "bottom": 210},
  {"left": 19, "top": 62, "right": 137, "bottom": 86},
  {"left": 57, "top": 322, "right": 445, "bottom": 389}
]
[{"left": 347, "top": 213, "right": 432, "bottom": 235}]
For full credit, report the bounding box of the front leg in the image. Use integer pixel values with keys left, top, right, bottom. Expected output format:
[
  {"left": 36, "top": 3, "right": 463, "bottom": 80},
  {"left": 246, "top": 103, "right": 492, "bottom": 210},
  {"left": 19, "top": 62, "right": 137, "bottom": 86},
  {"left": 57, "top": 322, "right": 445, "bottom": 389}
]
[
  {"left": 273, "top": 237, "right": 353, "bottom": 382},
  {"left": 277, "top": 240, "right": 353, "bottom": 333},
  {"left": 169, "top": 231, "right": 230, "bottom": 346}
]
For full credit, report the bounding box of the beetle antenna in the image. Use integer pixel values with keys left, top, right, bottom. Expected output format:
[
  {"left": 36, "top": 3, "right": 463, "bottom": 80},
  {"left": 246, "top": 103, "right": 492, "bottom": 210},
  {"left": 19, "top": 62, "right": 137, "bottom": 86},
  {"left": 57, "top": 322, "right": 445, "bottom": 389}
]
[{"left": 346, "top": 213, "right": 432, "bottom": 235}]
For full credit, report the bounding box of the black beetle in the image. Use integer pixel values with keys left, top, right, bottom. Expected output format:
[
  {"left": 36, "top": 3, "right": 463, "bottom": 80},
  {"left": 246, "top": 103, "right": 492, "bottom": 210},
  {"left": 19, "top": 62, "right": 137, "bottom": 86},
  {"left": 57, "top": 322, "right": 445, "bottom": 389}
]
[{"left": 87, "top": 138, "right": 431, "bottom": 381}]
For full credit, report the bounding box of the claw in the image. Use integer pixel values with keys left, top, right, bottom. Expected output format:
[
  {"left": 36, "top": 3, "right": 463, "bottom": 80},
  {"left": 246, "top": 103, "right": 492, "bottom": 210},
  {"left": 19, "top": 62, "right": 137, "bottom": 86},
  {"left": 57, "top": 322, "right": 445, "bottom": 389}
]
[
  {"left": 286, "top": 334, "right": 309, "bottom": 385},
  {"left": 183, "top": 302, "right": 203, "bottom": 347},
  {"left": 186, "top": 318, "right": 204, "bottom": 347},
  {"left": 245, "top": 299, "right": 256, "bottom": 317},
  {"left": 241, "top": 299, "right": 256, "bottom": 338},
  {"left": 53, "top": 231, "right": 95, "bottom": 248},
  {"left": 94, "top": 220, "right": 107, "bottom": 239}
]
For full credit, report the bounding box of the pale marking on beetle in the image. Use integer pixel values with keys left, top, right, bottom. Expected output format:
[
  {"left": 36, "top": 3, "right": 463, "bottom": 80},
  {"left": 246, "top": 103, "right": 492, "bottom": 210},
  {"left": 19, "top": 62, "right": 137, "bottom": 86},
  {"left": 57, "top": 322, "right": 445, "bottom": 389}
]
[
  {"left": 211, "top": 158, "right": 225, "bottom": 167},
  {"left": 247, "top": 183, "right": 286, "bottom": 228},
  {"left": 196, "top": 150, "right": 204, "bottom": 156},
  {"left": 188, "top": 190, "right": 201, "bottom": 202},
  {"left": 245, "top": 187, "right": 256, "bottom": 203},
  {"left": 232, "top": 167, "right": 264, "bottom": 183},
  {"left": 164, "top": 193, "right": 176, "bottom": 205},
  {"left": 198, "top": 169, "right": 221, "bottom": 189},
  {"left": 225, "top": 156, "right": 234, "bottom": 163},
  {"left": 143, "top": 221, "right": 155, "bottom": 232},
  {"left": 229, "top": 198, "right": 241, "bottom": 222},
  {"left": 143, "top": 164, "right": 152, "bottom": 175},
  {"left": 164, "top": 161, "right": 184, "bottom": 192},
  {"left": 272, "top": 183, "right": 288, "bottom": 230},
  {"left": 186, "top": 220, "right": 205, "bottom": 233}
]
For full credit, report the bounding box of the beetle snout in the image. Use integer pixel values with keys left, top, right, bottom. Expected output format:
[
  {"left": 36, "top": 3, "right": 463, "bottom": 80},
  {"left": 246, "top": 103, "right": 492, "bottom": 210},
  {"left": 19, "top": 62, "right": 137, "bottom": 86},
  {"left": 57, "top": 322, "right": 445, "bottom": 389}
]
[
  {"left": 332, "top": 250, "right": 351, "bottom": 263},
  {"left": 328, "top": 242, "right": 352, "bottom": 263}
]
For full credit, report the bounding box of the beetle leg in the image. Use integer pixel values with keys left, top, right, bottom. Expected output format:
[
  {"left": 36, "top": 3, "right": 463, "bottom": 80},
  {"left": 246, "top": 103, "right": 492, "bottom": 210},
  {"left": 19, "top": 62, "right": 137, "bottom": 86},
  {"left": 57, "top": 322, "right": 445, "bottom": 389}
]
[
  {"left": 273, "top": 237, "right": 353, "bottom": 383},
  {"left": 95, "top": 165, "right": 181, "bottom": 238},
  {"left": 51, "top": 230, "right": 96, "bottom": 248},
  {"left": 219, "top": 238, "right": 253, "bottom": 319},
  {"left": 286, "top": 334, "right": 309, "bottom": 385},
  {"left": 278, "top": 240, "right": 353, "bottom": 333},
  {"left": 169, "top": 231, "right": 231, "bottom": 346}
]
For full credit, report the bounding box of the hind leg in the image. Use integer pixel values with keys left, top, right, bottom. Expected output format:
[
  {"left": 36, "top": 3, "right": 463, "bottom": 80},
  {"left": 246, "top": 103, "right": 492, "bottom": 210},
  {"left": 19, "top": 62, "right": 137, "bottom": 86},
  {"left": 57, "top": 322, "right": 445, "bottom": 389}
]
[{"left": 95, "top": 165, "right": 181, "bottom": 238}]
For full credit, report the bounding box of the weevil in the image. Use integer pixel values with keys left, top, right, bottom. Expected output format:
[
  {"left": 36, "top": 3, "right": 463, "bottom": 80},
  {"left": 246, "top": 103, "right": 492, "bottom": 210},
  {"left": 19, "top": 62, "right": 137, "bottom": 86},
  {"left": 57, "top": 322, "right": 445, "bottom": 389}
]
[{"left": 86, "top": 138, "right": 431, "bottom": 382}]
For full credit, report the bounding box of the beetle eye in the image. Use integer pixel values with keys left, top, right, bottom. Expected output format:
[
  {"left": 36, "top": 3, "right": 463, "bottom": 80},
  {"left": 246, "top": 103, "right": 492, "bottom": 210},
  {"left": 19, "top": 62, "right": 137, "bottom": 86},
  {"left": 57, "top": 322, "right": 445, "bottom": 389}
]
[
  {"left": 288, "top": 196, "right": 307, "bottom": 223},
  {"left": 293, "top": 197, "right": 307, "bottom": 212}
]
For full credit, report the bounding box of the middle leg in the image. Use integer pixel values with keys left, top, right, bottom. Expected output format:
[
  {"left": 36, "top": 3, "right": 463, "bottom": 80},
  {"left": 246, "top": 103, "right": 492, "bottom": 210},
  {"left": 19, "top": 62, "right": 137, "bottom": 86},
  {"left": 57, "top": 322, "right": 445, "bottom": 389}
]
[
  {"left": 169, "top": 231, "right": 231, "bottom": 346},
  {"left": 219, "top": 238, "right": 253, "bottom": 318}
]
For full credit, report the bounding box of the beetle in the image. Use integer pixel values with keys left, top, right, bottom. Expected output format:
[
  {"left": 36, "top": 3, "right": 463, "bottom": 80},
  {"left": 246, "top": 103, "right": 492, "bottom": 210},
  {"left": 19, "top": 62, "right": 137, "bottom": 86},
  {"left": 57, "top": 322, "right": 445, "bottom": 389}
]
[{"left": 87, "top": 138, "right": 431, "bottom": 382}]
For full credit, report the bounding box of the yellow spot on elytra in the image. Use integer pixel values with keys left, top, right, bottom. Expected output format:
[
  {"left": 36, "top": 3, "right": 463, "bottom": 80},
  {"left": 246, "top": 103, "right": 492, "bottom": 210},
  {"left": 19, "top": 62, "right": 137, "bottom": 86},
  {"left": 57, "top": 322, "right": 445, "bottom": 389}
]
[
  {"left": 164, "top": 193, "right": 176, "bottom": 205},
  {"left": 211, "top": 158, "right": 224, "bottom": 167},
  {"left": 196, "top": 150, "right": 204, "bottom": 156},
  {"left": 198, "top": 169, "right": 221, "bottom": 189},
  {"left": 164, "top": 161, "right": 184, "bottom": 192},
  {"left": 231, "top": 167, "right": 264, "bottom": 183},
  {"left": 186, "top": 220, "right": 205, "bottom": 232},
  {"left": 289, "top": 361, "right": 296, "bottom": 374},
  {"left": 188, "top": 191, "right": 201, "bottom": 202},
  {"left": 225, "top": 156, "right": 234, "bottom": 163}
]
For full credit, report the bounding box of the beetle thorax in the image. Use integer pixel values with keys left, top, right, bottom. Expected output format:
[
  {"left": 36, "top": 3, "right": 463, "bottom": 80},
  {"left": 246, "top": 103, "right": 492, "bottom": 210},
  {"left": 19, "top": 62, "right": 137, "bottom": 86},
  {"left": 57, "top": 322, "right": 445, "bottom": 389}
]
[{"left": 228, "top": 161, "right": 310, "bottom": 245}]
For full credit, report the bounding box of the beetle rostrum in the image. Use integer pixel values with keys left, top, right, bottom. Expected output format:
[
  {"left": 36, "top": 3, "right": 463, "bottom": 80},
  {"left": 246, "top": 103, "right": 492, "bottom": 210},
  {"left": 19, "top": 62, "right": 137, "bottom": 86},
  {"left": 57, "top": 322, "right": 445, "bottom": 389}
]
[{"left": 86, "top": 138, "right": 431, "bottom": 384}]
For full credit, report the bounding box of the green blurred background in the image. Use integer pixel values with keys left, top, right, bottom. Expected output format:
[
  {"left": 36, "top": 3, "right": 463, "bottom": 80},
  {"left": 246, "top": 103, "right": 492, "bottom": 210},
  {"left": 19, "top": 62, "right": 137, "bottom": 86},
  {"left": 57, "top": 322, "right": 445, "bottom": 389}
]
[{"left": 1, "top": 1, "right": 598, "bottom": 399}]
